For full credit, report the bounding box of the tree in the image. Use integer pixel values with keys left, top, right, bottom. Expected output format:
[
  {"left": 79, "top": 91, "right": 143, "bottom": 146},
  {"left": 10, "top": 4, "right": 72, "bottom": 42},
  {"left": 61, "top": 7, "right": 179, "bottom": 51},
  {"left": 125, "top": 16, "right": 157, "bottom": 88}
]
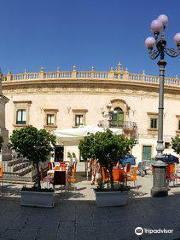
[
  {"left": 79, "top": 129, "right": 136, "bottom": 189},
  {"left": 79, "top": 133, "right": 95, "bottom": 160},
  {"left": 9, "top": 126, "right": 56, "bottom": 190},
  {"left": 172, "top": 135, "right": 180, "bottom": 154}
]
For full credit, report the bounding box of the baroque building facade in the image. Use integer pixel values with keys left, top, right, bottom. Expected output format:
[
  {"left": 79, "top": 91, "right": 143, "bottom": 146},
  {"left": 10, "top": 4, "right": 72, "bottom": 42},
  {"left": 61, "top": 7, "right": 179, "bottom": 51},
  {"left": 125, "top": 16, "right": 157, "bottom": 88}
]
[{"left": 2, "top": 62, "right": 180, "bottom": 163}]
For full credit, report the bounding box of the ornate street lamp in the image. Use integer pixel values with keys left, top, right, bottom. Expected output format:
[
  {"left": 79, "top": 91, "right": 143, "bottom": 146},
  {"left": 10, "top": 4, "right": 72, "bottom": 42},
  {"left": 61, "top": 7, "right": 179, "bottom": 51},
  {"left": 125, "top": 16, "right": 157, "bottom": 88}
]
[{"left": 145, "top": 14, "right": 180, "bottom": 197}]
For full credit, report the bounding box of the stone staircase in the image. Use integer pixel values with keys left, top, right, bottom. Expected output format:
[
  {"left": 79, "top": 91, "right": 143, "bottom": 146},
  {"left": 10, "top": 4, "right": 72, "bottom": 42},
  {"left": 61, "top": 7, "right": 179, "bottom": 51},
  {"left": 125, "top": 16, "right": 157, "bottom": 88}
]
[
  {"left": 2, "top": 157, "right": 34, "bottom": 182},
  {"left": 2, "top": 152, "right": 49, "bottom": 182}
]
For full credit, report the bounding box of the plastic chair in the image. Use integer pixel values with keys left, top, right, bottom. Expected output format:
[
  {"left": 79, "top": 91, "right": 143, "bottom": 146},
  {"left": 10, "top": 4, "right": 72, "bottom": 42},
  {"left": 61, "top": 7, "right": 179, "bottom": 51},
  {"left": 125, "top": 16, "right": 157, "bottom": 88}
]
[
  {"left": 67, "top": 167, "right": 76, "bottom": 190},
  {"left": 101, "top": 167, "right": 110, "bottom": 185},
  {"left": 127, "top": 166, "right": 138, "bottom": 186},
  {"left": 48, "top": 162, "right": 54, "bottom": 170},
  {"left": 124, "top": 163, "right": 131, "bottom": 175},
  {"left": 112, "top": 168, "right": 127, "bottom": 187},
  {"left": 166, "top": 163, "right": 180, "bottom": 186},
  {"left": 0, "top": 165, "right": 3, "bottom": 186},
  {"left": 113, "top": 168, "right": 120, "bottom": 183},
  {"left": 62, "top": 166, "right": 67, "bottom": 171},
  {"left": 151, "top": 166, "right": 154, "bottom": 175},
  {"left": 119, "top": 169, "right": 127, "bottom": 184},
  {"left": 54, "top": 166, "right": 60, "bottom": 171}
]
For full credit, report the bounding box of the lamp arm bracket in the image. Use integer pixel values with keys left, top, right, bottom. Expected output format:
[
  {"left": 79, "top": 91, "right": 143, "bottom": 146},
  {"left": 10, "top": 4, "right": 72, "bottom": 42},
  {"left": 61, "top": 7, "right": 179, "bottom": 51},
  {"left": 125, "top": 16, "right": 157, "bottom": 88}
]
[
  {"left": 164, "top": 46, "right": 180, "bottom": 58},
  {"left": 149, "top": 49, "right": 160, "bottom": 60}
]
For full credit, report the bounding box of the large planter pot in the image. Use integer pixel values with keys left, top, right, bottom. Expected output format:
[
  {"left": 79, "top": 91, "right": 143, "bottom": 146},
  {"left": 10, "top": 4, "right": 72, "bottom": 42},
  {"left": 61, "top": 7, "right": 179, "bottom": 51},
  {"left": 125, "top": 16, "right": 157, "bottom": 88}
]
[
  {"left": 94, "top": 190, "right": 128, "bottom": 207},
  {"left": 21, "top": 190, "right": 55, "bottom": 208}
]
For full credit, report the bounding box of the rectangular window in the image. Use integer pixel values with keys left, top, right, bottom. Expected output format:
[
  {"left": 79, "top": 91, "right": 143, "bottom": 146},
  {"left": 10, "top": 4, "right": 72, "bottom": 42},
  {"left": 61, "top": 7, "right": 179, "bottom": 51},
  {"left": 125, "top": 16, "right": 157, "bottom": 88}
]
[
  {"left": 16, "top": 109, "right": 26, "bottom": 124},
  {"left": 178, "top": 120, "right": 180, "bottom": 130},
  {"left": 75, "top": 115, "right": 83, "bottom": 126},
  {"left": 150, "top": 118, "right": 157, "bottom": 129},
  {"left": 47, "top": 114, "right": 55, "bottom": 125},
  {"left": 165, "top": 142, "right": 170, "bottom": 149}
]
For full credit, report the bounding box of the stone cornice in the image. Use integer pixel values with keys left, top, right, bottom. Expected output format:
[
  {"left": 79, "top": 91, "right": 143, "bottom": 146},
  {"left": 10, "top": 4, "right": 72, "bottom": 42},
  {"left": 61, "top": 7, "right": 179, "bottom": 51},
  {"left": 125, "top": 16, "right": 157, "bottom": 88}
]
[
  {"left": 72, "top": 109, "right": 88, "bottom": 113},
  {"left": 2, "top": 79, "right": 180, "bottom": 98}
]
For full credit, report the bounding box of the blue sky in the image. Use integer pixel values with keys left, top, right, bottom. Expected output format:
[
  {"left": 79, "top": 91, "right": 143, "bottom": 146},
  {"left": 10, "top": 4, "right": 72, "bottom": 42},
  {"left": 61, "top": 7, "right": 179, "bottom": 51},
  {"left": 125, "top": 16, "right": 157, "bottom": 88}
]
[{"left": 0, "top": 0, "right": 180, "bottom": 78}]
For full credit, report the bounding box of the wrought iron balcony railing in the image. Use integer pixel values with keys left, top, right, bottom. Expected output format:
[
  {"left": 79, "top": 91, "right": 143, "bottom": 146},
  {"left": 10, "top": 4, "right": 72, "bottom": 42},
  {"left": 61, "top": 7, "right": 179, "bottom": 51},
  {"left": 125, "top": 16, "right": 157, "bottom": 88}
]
[{"left": 98, "top": 120, "right": 137, "bottom": 131}]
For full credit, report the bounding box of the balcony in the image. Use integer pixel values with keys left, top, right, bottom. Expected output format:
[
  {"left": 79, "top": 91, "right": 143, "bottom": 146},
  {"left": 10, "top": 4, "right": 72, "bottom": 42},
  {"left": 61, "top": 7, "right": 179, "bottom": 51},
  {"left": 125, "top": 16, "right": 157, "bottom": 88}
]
[
  {"left": 111, "top": 120, "right": 137, "bottom": 132},
  {"left": 98, "top": 120, "right": 137, "bottom": 132}
]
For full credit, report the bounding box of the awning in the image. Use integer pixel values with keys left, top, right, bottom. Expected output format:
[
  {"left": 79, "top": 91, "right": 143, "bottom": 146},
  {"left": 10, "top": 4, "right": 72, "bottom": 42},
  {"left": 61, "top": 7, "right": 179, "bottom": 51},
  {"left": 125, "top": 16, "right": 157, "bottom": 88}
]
[{"left": 54, "top": 125, "right": 122, "bottom": 144}]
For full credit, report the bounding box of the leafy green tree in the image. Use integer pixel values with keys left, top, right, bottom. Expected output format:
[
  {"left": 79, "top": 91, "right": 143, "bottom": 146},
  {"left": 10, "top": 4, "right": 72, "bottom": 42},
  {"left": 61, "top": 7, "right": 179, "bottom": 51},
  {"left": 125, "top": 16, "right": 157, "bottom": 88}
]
[
  {"left": 79, "top": 133, "right": 95, "bottom": 160},
  {"left": 0, "top": 135, "right": 4, "bottom": 152},
  {"left": 9, "top": 126, "right": 56, "bottom": 190},
  {"left": 79, "top": 129, "right": 136, "bottom": 189},
  {"left": 172, "top": 135, "right": 180, "bottom": 154}
]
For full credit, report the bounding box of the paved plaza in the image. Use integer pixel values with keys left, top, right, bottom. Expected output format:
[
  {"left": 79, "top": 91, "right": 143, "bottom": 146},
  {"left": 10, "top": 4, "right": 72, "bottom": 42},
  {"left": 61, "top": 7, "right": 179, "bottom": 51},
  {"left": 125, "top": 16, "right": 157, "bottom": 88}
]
[{"left": 0, "top": 166, "right": 180, "bottom": 240}]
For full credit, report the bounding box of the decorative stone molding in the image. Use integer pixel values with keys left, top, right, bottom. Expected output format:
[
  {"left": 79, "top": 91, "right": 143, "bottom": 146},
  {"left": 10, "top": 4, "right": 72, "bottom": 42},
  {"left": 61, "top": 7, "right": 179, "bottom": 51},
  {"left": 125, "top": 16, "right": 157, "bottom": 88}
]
[
  {"left": 72, "top": 109, "right": 88, "bottom": 127},
  {"left": 147, "top": 112, "right": 158, "bottom": 116},
  {"left": 72, "top": 109, "right": 88, "bottom": 113},
  {"left": 110, "top": 98, "right": 129, "bottom": 121},
  {"left": 13, "top": 101, "right": 32, "bottom": 128},
  {"left": 3, "top": 77, "right": 180, "bottom": 98},
  {"left": 43, "top": 109, "right": 58, "bottom": 130}
]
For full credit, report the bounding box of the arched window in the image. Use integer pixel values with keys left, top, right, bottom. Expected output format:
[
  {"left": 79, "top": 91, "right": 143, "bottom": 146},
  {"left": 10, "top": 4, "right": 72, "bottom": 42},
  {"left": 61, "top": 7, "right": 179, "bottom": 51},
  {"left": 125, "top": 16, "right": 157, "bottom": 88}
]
[{"left": 112, "top": 107, "right": 124, "bottom": 128}]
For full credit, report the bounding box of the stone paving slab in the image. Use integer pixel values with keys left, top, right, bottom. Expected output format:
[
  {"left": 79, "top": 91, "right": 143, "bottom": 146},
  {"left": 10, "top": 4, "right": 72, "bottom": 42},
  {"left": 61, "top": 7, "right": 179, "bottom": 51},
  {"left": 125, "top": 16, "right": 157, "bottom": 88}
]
[{"left": 0, "top": 172, "right": 180, "bottom": 240}]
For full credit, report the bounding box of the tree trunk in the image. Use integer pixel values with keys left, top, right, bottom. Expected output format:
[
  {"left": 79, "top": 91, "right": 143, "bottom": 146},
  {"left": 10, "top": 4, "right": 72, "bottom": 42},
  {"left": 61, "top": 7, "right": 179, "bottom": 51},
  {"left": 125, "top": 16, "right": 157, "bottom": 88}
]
[
  {"left": 109, "top": 164, "right": 114, "bottom": 190},
  {"left": 36, "top": 162, "right": 41, "bottom": 190}
]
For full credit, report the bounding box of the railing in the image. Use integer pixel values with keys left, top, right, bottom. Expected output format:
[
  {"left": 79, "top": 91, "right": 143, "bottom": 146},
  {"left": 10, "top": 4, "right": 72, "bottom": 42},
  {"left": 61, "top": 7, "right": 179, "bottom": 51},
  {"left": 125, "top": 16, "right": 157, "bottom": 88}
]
[
  {"left": 111, "top": 121, "right": 137, "bottom": 131},
  {"left": 2, "top": 66, "right": 180, "bottom": 87},
  {"left": 98, "top": 120, "right": 137, "bottom": 131}
]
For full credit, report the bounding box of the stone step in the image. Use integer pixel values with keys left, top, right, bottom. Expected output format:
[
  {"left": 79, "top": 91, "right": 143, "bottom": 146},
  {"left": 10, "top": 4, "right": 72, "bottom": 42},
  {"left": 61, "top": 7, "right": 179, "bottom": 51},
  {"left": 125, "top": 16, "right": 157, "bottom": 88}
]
[
  {"left": 13, "top": 162, "right": 30, "bottom": 172},
  {"left": 8, "top": 158, "right": 22, "bottom": 166},
  {"left": 18, "top": 165, "right": 32, "bottom": 176}
]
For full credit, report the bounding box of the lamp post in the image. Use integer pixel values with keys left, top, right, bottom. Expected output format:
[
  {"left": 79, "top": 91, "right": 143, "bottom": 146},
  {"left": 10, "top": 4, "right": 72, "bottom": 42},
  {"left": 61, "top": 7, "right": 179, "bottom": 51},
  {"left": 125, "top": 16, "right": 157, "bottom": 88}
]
[
  {"left": 145, "top": 14, "right": 180, "bottom": 197},
  {"left": 102, "top": 102, "right": 114, "bottom": 128}
]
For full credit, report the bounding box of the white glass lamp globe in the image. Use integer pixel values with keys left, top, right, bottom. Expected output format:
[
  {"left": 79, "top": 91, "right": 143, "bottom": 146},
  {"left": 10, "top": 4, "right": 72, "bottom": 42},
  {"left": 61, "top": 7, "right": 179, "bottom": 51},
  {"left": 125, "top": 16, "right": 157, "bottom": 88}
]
[
  {"left": 174, "top": 33, "right": 180, "bottom": 45},
  {"left": 150, "top": 19, "right": 163, "bottom": 33},
  {"left": 157, "top": 14, "right": 168, "bottom": 28},
  {"left": 145, "top": 37, "right": 156, "bottom": 49}
]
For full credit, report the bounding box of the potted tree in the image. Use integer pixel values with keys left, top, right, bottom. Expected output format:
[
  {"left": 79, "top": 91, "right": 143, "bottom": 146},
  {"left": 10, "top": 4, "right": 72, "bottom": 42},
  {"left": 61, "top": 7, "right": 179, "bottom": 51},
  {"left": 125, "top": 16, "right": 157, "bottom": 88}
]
[
  {"left": 172, "top": 135, "right": 180, "bottom": 156},
  {"left": 79, "top": 129, "right": 136, "bottom": 207},
  {"left": 79, "top": 133, "right": 95, "bottom": 178},
  {"left": 9, "top": 126, "right": 56, "bottom": 207}
]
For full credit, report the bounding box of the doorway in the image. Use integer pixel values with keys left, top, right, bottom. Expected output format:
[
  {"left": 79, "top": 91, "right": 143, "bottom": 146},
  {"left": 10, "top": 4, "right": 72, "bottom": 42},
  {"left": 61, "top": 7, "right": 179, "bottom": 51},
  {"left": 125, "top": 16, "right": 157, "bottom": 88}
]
[
  {"left": 55, "top": 146, "right": 64, "bottom": 162},
  {"left": 112, "top": 107, "right": 124, "bottom": 128},
  {"left": 142, "top": 145, "right": 152, "bottom": 160}
]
